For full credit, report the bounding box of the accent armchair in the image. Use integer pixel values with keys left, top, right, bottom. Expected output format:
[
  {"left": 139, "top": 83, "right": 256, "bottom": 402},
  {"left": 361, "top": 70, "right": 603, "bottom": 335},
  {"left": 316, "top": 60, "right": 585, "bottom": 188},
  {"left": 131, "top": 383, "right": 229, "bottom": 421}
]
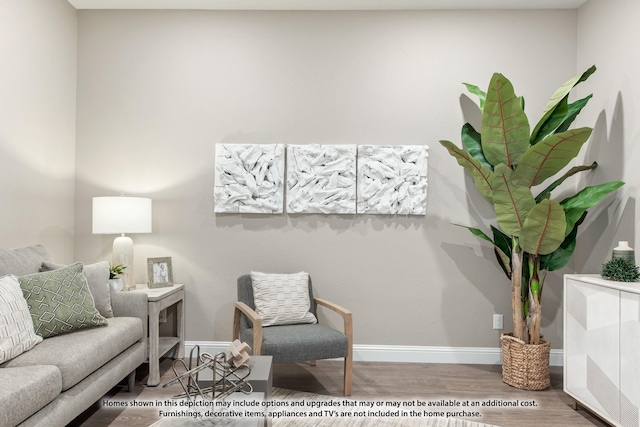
[{"left": 233, "top": 273, "right": 353, "bottom": 396}]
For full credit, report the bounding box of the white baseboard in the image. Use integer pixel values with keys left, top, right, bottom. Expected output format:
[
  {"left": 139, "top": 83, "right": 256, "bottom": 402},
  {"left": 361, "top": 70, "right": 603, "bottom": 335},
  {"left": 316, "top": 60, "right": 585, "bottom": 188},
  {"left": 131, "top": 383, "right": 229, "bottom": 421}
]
[{"left": 184, "top": 341, "right": 563, "bottom": 367}]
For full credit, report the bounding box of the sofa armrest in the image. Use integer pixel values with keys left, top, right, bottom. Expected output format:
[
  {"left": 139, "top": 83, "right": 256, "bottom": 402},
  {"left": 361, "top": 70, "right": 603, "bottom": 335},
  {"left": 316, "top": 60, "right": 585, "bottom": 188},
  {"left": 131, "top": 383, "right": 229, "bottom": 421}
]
[{"left": 110, "top": 289, "right": 148, "bottom": 348}]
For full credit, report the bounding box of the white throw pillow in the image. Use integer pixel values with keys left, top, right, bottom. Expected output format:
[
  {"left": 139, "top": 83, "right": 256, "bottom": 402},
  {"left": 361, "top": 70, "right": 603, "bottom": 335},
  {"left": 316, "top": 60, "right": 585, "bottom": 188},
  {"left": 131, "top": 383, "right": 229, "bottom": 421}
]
[
  {"left": 250, "top": 271, "right": 317, "bottom": 327},
  {"left": 0, "top": 275, "right": 43, "bottom": 363}
]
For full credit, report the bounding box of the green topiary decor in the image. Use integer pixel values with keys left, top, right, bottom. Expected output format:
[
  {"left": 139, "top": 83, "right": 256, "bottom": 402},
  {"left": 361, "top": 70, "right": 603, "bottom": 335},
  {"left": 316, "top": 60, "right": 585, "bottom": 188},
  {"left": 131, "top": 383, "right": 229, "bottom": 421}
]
[{"left": 601, "top": 257, "right": 640, "bottom": 282}]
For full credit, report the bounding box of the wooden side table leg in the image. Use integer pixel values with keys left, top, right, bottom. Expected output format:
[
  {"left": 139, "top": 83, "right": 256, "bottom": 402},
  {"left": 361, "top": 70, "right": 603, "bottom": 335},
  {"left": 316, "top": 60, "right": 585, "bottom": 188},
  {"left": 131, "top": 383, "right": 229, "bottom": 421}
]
[
  {"left": 148, "top": 301, "right": 160, "bottom": 386},
  {"left": 176, "top": 297, "right": 185, "bottom": 359}
]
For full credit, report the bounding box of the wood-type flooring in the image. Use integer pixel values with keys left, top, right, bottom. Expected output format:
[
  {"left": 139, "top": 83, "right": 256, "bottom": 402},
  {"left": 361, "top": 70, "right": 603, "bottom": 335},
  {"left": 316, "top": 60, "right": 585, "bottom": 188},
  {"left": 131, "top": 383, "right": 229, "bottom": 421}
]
[{"left": 69, "top": 358, "right": 608, "bottom": 427}]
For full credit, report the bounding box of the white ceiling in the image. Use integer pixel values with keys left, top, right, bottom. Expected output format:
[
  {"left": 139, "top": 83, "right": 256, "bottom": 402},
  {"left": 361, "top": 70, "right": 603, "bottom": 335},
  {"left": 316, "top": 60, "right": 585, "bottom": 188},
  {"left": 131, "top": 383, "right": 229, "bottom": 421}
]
[{"left": 67, "top": 0, "right": 590, "bottom": 11}]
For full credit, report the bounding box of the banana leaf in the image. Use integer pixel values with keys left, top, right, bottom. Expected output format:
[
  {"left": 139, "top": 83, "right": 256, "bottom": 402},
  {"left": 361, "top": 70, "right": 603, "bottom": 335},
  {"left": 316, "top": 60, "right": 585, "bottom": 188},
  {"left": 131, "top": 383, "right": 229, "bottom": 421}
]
[
  {"left": 454, "top": 224, "right": 493, "bottom": 243},
  {"left": 491, "top": 164, "right": 535, "bottom": 236},
  {"left": 519, "top": 199, "right": 567, "bottom": 255},
  {"left": 455, "top": 223, "right": 512, "bottom": 279},
  {"left": 535, "top": 162, "right": 598, "bottom": 203},
  {"left": 530, "top": 95, "right": 593, "bottom": 145},
  {"left": 552, "top": 95, "right": 593, "bottom": 136},
  {"left": 512, "top": 127, "right": 593, "bottom": 188},
  {"left": 532, "top": 97, "right": 569, "bottom": 143},
  {"left": 560, "top": 181, "right": 625, "bottom": 235},
  {"left": 463, "top": 83, "right": 486, "bottom": 111},
  {"left": 492, "top": 225, "right": 512, "bottom": 278},
  {"left": 461, "top": 123, "right": 492, "bottom": 170},
  {"left": 530, "top": 65, "right": 596, "bottom": 144},
  {"left": 540, "top": 211, "right": 587, "bottom": 271},
  {"left": 440, "top": 140, "right": 493, "bottom": 203},
  {"left": 481, "top": 73, "right": 530, "bottom": 168}
]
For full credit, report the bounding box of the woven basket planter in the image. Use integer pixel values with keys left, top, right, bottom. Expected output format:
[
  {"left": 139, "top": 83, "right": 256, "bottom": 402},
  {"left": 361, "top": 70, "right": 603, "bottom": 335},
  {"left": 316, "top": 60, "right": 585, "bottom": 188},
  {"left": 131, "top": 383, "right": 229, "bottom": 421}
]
[{"left": 500, "top": 333, "right": 550, "bottom": 390}]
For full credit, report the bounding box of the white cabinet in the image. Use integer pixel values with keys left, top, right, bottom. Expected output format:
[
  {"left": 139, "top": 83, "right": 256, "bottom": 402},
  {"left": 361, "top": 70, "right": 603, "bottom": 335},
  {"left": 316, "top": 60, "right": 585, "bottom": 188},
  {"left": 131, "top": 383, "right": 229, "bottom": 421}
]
[{"left": 564, "top": 275, "right": 640, "bottom": 427}]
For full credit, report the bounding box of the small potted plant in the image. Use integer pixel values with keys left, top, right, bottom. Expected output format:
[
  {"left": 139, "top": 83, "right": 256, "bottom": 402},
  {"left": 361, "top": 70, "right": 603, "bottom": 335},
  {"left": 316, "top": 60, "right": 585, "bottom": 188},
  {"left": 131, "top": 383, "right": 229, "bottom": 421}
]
[
  {"left": 108, "top": 264, "right": 126, "bottom": 291},
  {"left": 601, "top": 258, "right": 640, "bottom": 282}
]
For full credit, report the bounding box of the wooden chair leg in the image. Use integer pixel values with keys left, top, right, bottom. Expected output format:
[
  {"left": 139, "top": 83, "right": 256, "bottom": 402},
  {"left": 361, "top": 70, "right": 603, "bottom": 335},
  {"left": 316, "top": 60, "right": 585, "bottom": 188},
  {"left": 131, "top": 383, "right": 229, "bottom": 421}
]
[{"left": 344, "top": 354, "right": 352, "bottom": 396}]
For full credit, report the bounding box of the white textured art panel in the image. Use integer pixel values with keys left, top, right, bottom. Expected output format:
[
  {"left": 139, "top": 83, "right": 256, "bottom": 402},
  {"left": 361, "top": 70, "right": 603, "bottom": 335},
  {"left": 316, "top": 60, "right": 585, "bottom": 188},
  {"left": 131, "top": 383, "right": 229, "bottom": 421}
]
[
  {"left": 357, "top": 145, "right": 428, "bottom": 215},
  {"left": 287, "top": 145, "right": 356, "bottom": 214},
  {"left": 214, "top": 144, "right": 285, "bottom": 213}
]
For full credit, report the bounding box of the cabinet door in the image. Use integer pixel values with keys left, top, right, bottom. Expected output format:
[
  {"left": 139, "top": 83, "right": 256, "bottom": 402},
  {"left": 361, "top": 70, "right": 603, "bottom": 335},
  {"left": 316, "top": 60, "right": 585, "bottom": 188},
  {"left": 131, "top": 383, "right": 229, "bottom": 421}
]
[
  {"left": 565, "top": 278, "right": 620, "bottom": 423},
  {"left": 621, "top": 291, "right": 640, "bottom": 427}
]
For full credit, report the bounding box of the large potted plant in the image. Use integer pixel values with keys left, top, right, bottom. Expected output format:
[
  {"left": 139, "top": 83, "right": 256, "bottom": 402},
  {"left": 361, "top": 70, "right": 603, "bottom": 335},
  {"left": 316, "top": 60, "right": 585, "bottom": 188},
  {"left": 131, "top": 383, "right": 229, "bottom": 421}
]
[{"left": 440, "top": 66, "right": 623, "bottom": 390}]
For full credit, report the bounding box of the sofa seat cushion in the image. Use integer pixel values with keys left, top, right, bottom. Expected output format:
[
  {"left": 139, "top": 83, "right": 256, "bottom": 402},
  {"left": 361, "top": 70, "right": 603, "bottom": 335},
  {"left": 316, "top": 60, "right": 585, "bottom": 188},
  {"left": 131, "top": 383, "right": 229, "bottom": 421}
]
[
  {"left": 2, "top": 317, "right": 142, "bottom": 391},
  {"left": 0, "top": 365, "right": 62, "bottom": 427}
]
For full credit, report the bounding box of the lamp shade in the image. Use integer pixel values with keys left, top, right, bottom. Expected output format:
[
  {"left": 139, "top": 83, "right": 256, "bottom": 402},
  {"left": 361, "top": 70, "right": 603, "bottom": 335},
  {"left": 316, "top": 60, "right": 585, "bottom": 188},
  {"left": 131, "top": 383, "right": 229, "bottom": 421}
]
[{"left": 92, "top": 196, "right": 152, "bottom": 234}]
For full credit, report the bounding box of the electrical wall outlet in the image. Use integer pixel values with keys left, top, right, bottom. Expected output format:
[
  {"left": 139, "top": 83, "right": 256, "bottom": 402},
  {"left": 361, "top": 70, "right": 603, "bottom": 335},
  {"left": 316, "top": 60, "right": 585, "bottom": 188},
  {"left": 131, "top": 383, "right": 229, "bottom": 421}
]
[
  {"left": 493, "top": 314, "right": 503, "bottom": 330},
  {"left": 159, "top": 309, "right": 167, "bottom": 323}
]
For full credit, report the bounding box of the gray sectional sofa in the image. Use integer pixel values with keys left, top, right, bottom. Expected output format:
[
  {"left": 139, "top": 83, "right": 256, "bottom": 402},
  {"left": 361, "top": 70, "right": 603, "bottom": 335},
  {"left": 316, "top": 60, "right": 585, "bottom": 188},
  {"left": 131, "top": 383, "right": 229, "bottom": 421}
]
[{"left": 0, "top": 245, "right": 148, "bottom": 427}]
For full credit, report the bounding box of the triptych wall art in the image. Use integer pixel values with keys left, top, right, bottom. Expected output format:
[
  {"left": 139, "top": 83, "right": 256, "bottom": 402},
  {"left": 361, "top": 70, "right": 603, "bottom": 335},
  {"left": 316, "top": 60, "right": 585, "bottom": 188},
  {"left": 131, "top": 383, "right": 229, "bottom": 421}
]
[
  {"left": 214, "top": 143, "right": 428, "bottom": 215},
  {"left": 214, "top": 144, "right": 285, "bottom": 214}
]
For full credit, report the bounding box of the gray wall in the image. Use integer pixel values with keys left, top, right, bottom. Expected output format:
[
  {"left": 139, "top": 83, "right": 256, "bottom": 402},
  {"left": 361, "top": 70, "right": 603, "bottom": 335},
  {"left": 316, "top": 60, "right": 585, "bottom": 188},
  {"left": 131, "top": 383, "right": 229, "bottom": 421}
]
[
  {"left": 574, "top": 0, "right": 639, "bottom": 273},
  {"left": 0, "top": 0, "right": 77, "bottom": 261},
  {"left": 74, "top": 9, "right": 581, "bottom": 348},
  {"left": 1, "top": 0, "right": 632, "bottom": 355}
]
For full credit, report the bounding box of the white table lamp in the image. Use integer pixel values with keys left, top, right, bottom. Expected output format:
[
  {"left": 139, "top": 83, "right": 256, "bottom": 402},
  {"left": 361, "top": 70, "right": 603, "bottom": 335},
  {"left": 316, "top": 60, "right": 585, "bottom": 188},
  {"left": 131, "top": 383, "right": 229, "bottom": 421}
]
[{"left": 92, "top": 196, "right": 152, "bottom": 291}]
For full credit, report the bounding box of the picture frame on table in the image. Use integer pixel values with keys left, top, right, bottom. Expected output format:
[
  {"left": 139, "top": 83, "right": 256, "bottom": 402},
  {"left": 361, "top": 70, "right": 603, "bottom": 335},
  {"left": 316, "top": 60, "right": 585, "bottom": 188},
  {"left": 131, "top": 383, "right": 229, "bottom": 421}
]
[{"left": 147, "top": 257, "right": 173, "bottom": 288}]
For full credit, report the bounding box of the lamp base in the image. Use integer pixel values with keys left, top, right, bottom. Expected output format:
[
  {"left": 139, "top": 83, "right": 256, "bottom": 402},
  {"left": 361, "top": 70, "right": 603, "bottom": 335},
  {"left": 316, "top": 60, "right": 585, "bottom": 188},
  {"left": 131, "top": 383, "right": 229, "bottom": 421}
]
[{"left": 113, "top": 235, "right": 136, "bottom": 291}]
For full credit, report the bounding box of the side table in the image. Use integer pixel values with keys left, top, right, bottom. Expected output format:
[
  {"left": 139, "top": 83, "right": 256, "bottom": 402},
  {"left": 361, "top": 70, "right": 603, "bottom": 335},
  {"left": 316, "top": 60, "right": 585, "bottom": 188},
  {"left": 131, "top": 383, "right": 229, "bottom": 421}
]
[{"left": 134, "top": 283, "right": 185, "bottom": 386}]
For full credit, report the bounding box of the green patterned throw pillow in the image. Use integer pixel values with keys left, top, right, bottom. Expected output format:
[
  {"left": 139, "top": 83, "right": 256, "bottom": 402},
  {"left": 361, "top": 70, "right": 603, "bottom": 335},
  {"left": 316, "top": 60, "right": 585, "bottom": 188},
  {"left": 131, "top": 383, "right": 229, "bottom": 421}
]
[{"left": 18, "top": 262, "right": 107, "bottom": 338}]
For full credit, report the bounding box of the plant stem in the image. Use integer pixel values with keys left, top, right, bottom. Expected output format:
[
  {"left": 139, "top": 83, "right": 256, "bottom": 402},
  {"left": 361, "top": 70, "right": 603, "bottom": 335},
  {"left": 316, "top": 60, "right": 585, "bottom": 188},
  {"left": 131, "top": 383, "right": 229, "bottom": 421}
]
[
  {"left": 511, "top": 237, "right": 526, "bottom": 342},
  {"left": 528, "top": 254, "right": 542, "bottom": 345}
]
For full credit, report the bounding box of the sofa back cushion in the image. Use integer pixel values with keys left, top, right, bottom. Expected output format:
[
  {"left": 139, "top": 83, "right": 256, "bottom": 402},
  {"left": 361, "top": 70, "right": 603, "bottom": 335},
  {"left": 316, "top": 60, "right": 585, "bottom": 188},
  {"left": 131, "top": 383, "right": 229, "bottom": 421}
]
[{"left": 0, "top": 245, "right": 53, "bottom": 277}]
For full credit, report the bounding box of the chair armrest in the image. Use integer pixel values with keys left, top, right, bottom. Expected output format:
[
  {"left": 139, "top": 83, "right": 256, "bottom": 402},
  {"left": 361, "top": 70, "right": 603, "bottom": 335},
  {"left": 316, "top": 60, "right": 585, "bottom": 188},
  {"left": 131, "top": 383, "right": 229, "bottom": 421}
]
[
  {"left": 314, "top": 297, "right": 353, "bottom": 350},
  {"left": 315, "top": 298, "right": 353, "bottom": 396},
  {"left": 233, "top": 301, "right": 263, "bottom": 355},
  {"left": 314, "top": 298, "right": 351, "bottom": 318},
  {"left": 110, "top": 289, "right": 149, "bottom": 348}
]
